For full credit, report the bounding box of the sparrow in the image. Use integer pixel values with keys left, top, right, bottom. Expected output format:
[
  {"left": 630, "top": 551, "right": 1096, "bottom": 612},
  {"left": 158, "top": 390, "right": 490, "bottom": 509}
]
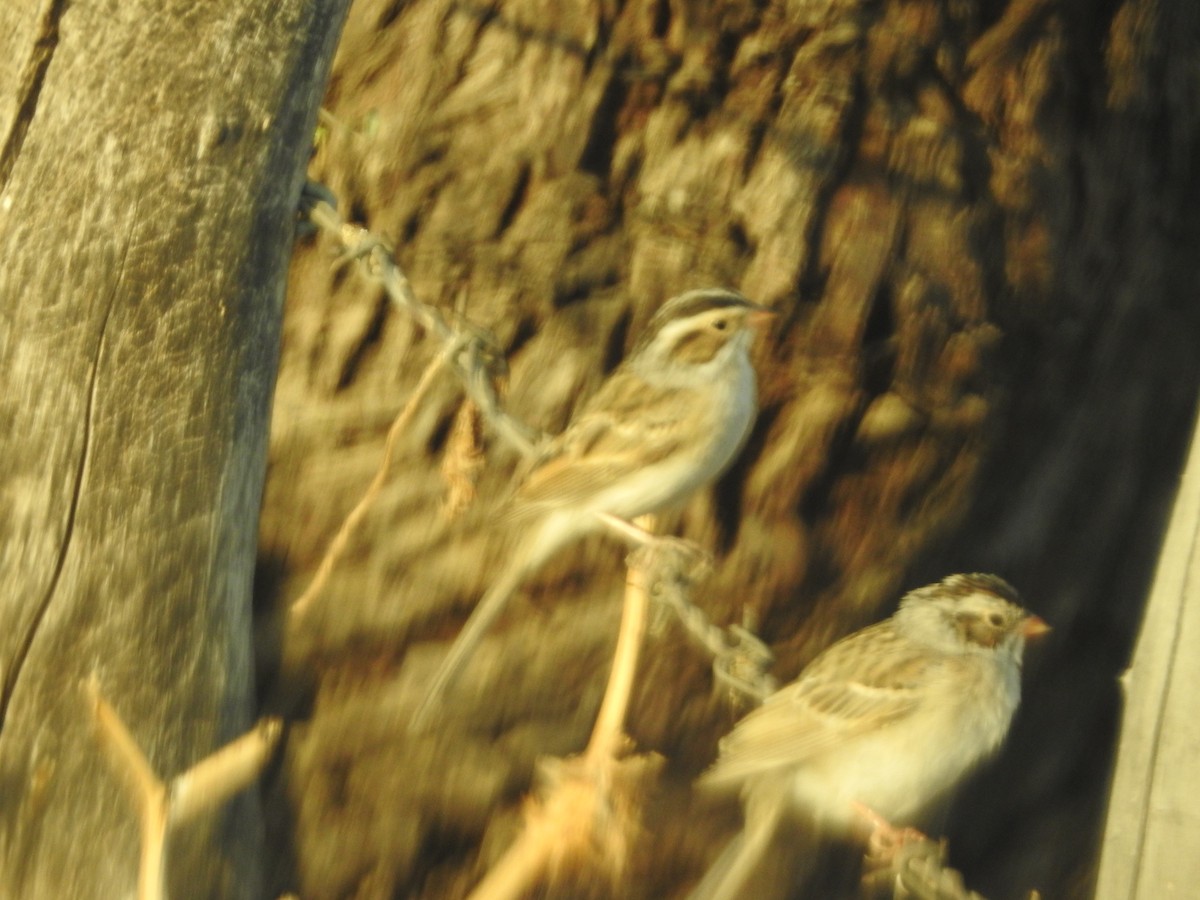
[
  {"left": 689, "top": 573, "right": 1049, "bottom": 900},
  {"left": 411, "top": 288, "right": 774, "bottom": 728}
]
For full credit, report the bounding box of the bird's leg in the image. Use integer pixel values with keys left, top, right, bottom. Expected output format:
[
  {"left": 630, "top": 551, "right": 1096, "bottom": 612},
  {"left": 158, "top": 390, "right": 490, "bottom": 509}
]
[
  {"left": 851, "top": 801, "right": 928, "bottom": 863},
  {"left": 595, "top": 511, "right": 697, "bottom": 557},
  {"left": 594, "top": 511, "right": 657, "bottom": 545},
  {"left": 595, "top": 512, "right": 710, "bottom": 571}
]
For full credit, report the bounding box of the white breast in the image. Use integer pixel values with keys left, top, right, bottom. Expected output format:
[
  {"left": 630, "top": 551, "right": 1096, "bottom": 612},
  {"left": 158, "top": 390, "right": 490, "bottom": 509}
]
[
  {"left": 786, "top": 653, "right": 1020, "bottom": 833},
  {"left": 603, "top": 340, "right": 757, "bottom": 518}
]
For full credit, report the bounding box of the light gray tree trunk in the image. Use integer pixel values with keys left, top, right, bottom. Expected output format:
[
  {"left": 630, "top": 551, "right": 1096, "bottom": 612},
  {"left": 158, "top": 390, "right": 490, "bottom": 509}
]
[
  {"left": 0, "top": 1, "right": 346, "bottom": 896},
  {"left": 1096, "top": 406, "right": 1200, "bottom": 900}
]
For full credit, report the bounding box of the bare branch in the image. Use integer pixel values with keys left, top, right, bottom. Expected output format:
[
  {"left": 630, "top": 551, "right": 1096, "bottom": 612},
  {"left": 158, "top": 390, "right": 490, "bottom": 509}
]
[
  {"left": 466, "top": 515, "right": 664, "bottom": 900},
  {"left": 88, "top": 678, "right": 168, "bottom": 900},
  {"left": 170, "top": 718, "right": 283, "bottom": 826},
  {"left": 88, "top": 677, "right": 164, "bottom": 821},
  {"left": 88, "top": 680, "right": 281, "bottom": 900},
  {"left": 289, "top": 347, "right": 454, "bottom": 620},
  {"left": 585, "top": 514, "right": 656, "bottom": 766}
]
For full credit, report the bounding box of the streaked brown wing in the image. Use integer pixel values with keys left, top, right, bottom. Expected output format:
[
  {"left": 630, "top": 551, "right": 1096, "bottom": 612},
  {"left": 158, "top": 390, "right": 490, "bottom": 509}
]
[
  {"left": 506, "top": 371, "right": 692, "bottom": 514},
  {"left": 703, "top": 625, "right": 936, "bottom": 786},
  {"left": 513, "top": 436, "right": 637, "bottom": 511}
]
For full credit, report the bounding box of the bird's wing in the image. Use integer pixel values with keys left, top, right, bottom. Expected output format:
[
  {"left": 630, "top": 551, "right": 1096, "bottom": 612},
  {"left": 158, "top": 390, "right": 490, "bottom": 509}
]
[
  {"left": 506, "top": 371, "right": 693, "bottom": 515},
  {"left": 702, "top": 624, "right": 938, "bottom": 788}
]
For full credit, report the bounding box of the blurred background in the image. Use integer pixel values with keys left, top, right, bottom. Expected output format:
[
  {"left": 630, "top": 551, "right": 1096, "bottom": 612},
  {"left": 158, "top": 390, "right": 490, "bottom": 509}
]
[{"left": 255, "top": 1, "right": 1200, "bottom": 897}]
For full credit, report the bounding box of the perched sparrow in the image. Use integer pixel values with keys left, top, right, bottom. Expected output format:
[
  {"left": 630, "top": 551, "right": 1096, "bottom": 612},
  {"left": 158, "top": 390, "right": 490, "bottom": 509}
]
[
  {"left": 689, "top": 573, "right": 1048, "bottom": 900},
  {"left": 412, "top": 288, "right": 774, "bottom": 727}
]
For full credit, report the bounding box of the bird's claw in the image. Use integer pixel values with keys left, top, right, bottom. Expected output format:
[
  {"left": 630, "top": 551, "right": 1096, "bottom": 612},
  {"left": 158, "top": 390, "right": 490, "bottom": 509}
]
[
  {"left": 628, "top": 535, "right": 711, "bottom": 581},
  {"left": 852, "top": 801, "right": 929, "bottom": 863},
  {"left": 713, "top": 625, "right": 776, "bottom": 705}
]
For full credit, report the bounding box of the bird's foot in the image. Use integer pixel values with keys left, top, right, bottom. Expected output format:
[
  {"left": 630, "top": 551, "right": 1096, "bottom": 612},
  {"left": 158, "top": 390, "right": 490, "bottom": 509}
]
[
  {"left": 712, "top": 625, "right": 776, "bottom": 705},
  {"left": 630, "top": 534, "right": 711, "bottom": 576},
  {"left": 851, "top": 802, "right": 928, "bottom": 863}
]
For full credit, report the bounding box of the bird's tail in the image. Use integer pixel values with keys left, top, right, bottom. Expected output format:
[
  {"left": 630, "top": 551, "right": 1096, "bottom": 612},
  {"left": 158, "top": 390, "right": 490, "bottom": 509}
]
[
  {"left": 688, "top": 795, "right": 797, "bottom": 900},
  {"left": 688, "top": 792, "right": 827, "bottom": 900},
  {"left": 409, "top": 557, "right": 529, "bottom": 731}
]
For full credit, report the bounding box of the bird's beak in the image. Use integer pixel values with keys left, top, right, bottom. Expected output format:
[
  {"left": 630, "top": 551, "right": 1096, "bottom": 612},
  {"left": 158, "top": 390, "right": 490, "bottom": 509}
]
[
  {"left": 747, "top": 306, "right": 777, "bottom": 330},
  {"left": 1021, "top": 615, "right": 1051, "bottom": 639}
]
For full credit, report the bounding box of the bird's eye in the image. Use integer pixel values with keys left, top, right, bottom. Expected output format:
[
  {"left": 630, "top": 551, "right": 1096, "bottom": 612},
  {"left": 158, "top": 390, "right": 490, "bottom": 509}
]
[
  {"left": 712, "top": 318, "right": 728, "bottom": 331},
  {"left": 987, "top": 612, "right": 1004, "bottom": 627}
]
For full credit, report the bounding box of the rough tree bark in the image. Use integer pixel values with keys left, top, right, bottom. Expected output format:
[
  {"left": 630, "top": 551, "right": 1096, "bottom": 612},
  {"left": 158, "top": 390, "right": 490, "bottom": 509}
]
[
  {"left": 0, "top": 2, "right": 347, "bottom": 897},
  {"left": 260, "top": 1, "right": 1199, "bottom": 898}
]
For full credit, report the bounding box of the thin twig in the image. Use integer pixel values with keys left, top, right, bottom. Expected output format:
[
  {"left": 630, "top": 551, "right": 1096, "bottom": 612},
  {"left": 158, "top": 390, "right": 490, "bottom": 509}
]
[
  {"left": 170, "top": 718, "right": 284, "bottom": 826},
  {"left": 586, "top": 514, "right": 655, "bottom": 765},
  {"left": 289, "top": 348, "right": 454, "bottom": 620},
  {"left": 89, "top": 679, "right": 169, "bottom": 900}
]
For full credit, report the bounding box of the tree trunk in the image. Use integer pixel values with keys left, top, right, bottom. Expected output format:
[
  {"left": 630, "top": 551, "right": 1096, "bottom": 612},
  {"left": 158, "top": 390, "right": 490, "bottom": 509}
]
[
  {"left": 261, "top": 0, "right": 1200, "bottom": 897},
  {"left": 0, "top": 2, "right": 346, "bottom": 897},
  {"left": 1095, "top": 405, "right": 1200, "bottom": 899}
]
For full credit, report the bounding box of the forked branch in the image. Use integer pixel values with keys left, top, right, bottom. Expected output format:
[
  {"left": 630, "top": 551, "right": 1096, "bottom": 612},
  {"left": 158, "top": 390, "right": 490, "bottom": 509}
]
[{"left": 87, "top": 679, "right": 282, "bottom": 900}]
